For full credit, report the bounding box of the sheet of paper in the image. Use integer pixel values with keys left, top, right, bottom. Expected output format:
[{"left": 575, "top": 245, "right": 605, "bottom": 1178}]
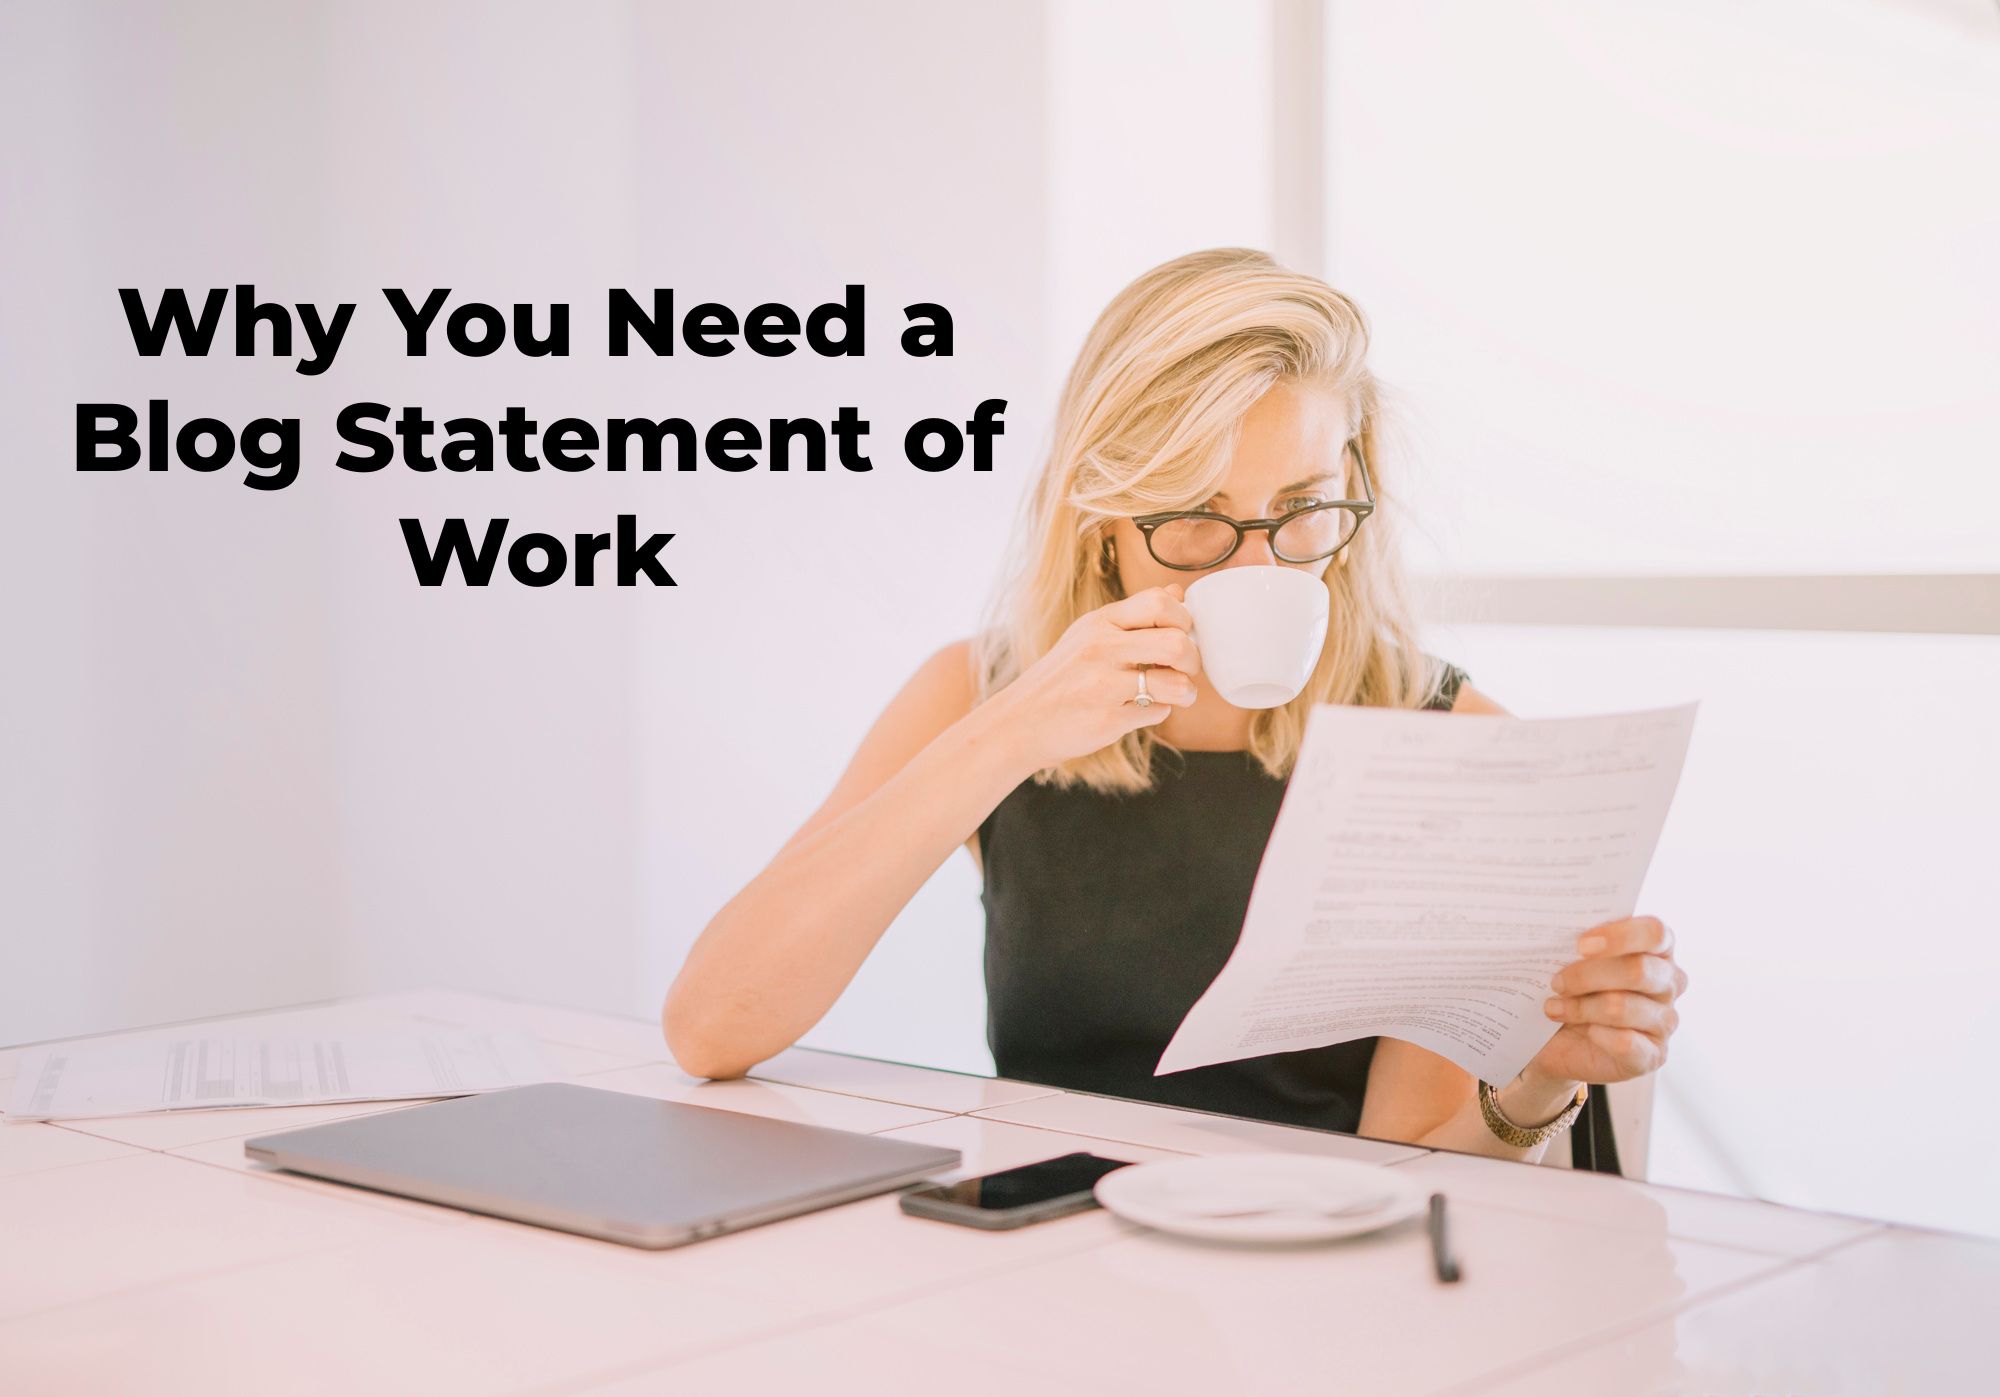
[
  {"left": 4, "top": 1026, "right": 556, "bottom": 1121},
  {"left": 1157, "top": 700, "right": 1699, "bottom": 1085}
]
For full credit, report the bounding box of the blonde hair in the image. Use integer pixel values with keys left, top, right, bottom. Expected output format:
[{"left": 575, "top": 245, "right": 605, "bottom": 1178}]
[{"left": 974, "top": 247, "right": 1448, "bottom": 793}]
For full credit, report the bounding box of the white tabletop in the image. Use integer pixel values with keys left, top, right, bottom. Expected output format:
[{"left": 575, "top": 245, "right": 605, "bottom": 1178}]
[{"left": 2, "top": 991, "right": 1990, "bottom": 1396}]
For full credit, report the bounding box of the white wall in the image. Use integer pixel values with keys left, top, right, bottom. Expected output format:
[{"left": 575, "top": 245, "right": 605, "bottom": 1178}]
[
  {"left": 0, "top": 0, "right": 1285, "bottom": 1066},
  {"left": 1326, "top": 0, "right": 2000, "bottom": 576},
  {"left": 4, "top": 2, "right": 358, "bottom": 1042},
  {"left": 670, "top": 0, "right": 1287, "bottom": 1072},
  {"left": 0, "top": 0, "right": 1050, "bottom": 1046},
  {"left": 1335, "top": 0, "right": 2000, "bottom": 1237},
  {"left": 624, "top": 2, "right": 1053, "bottom": 1071}
]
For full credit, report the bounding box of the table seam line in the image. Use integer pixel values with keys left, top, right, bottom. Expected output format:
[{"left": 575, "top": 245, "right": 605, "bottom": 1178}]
[
  {"left": 1374, "top": 1188, "right": 1888, "bottom": 1260},
  {"left": 0, "top": 1150, "right": 147, "bottom": 1184},
  {"left": 910, "top": 1113, "right": 1203, "bottom": 1157},
  {"left": 744, "top": 1075, "right": 1064, "bottom": 1114},
  {"left": 42, "top": 1100, "right": 432, "bottom": 1153},
  {"left": 0, "top": 1228, "right": 403, "bottom": 1331},
  {"left": 162, "top": 1141, "right": 478, "bottom": 1225},
  {"left": 964, "top": 1110, "right": 1428, "bottom": 1163},
  {"left": 509, "top": 1228, "right": 1136, "bottom": 1397},
  {"left": 1417, "top": 1226, "right": 1887, "bottom": 1397}
]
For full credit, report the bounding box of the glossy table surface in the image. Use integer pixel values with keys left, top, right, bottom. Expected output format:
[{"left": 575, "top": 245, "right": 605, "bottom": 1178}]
[{"left": 2, "top": 991, "right": 1991, "bottom": 1396}]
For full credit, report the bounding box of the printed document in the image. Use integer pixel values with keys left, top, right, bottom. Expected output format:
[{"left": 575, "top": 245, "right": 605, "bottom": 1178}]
[
  {"left": 5, "top": 1027, "right": 555, "bottom": 1121},
  {"left": 1157, "top": 701, "right": 1698, "bottom": 1085}
]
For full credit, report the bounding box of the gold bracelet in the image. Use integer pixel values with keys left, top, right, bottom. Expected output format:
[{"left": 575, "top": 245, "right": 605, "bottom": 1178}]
[{"left": 1477, "top": 1079, "right": 1589, "bottom": 1149}]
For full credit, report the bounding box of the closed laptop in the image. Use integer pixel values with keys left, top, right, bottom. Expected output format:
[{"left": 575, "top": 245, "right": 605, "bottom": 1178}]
[{"left": 245, "top": 1081, "right": 961, "bottom": 1248}]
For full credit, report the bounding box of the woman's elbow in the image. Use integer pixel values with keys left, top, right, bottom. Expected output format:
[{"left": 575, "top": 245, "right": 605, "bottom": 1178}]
[{"left": 661, "top": 983, "right": 757, "bottom": 1081}]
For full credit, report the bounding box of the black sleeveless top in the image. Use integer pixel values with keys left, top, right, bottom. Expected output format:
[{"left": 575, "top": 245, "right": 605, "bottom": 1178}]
[{"left": 977, "top": 659, "right": 1471, "bottom": 1134}]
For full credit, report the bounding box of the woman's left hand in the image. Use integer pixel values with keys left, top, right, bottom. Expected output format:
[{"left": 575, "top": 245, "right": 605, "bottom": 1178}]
[{"left": 1526, "top": 915, "right": 1687, "bottom": 1087}]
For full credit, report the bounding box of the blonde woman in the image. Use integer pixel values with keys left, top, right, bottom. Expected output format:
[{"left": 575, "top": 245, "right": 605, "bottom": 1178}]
[{"left": 665, "top": 248, "right": 1686, "bottom": 1164}]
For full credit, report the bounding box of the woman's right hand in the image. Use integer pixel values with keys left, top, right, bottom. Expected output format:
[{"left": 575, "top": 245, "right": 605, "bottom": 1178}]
[{"left": 987, "top": 584, "right": 1202, "bottom": 773}]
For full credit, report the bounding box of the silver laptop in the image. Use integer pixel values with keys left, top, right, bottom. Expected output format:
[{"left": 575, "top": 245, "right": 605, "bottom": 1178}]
[{"left": 244, "top": 1081, "right": 961, "bottom": 1249}]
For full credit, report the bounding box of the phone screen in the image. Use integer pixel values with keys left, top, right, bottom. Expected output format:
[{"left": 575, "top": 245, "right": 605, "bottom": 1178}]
[{"left": 908, "top": 1152, "right": 1131, "bottom": 1211}]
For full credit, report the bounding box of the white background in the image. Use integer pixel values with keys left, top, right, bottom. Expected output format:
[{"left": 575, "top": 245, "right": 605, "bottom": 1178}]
[
  {"left": 1322, "top": 0, "right": 2000, "bottom": 1235},
  {"left": 3, "top": 1, "right": 1995, "bottom": 1238}
]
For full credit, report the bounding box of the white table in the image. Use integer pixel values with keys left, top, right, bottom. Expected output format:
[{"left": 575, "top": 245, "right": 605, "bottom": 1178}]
[{"left": 2, "top": 991, "right": 1991, "bottom": 1396}]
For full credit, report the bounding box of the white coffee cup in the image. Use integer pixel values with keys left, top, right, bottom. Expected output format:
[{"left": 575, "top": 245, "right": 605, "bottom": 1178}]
[{"left": 1183, "top": 566, "right": 1330, "bottom": 709}]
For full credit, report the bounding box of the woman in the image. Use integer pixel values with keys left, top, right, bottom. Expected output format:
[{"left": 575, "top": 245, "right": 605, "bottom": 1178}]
[{"left": 664, "top": 248, "right": 1686, "bottom": 1164}]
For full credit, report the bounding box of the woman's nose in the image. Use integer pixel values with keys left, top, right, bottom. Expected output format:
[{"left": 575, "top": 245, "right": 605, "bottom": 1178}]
[{"left": 1225, "top": 531, "right": 1278, "bottom": 568}]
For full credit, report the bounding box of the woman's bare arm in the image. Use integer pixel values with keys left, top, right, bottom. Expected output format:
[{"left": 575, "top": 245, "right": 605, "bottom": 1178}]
[
  {"left": 664, "top": 586, "right": 1199, "bottom": 1080},
  {"left": 662, "top": 641, "right": 1011, "bottom": 1079}
]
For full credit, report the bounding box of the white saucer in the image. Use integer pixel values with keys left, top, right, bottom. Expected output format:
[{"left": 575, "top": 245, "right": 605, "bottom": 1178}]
[{"left": 1094, "top": 1153, "right": 1427, "bottom": 1245}]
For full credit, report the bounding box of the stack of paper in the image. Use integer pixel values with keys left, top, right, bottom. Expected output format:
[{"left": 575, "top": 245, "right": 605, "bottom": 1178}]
[{"left": 5, "top": 1027, "right": 556, "bottom": 1121}]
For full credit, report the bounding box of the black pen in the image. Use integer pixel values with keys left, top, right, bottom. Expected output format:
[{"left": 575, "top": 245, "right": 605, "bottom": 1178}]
[{"left": 1428, "top": 1192, "right": 1461, "bottom": 1283}]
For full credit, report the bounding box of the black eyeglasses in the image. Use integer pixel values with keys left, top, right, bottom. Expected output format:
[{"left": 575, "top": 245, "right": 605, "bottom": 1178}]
[{"left": 1130, "top": 443, "right": 1376, "bottom": 571}]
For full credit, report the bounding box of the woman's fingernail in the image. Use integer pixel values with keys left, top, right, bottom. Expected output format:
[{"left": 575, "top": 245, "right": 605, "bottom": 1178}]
[
  {"left": 1579, "top": 934, "right": 1606, "bottom": 955},
  {"left": 1551, "top": 972, "right": 1567, "bottom": 994},
  {"left": 1545, "top": 998, "right": 1566, "bottom": 1019}
]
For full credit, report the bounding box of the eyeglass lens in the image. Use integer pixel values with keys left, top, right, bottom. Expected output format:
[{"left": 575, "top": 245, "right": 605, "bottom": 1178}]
[{"left": 1148, "top": 503, "right": 1361, "bottom": 568}]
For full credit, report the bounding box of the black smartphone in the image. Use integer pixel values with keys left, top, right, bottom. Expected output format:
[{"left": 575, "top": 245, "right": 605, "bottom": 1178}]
[{"left": 898, "top": 1152, "right": 1134, "bottom": 1230}]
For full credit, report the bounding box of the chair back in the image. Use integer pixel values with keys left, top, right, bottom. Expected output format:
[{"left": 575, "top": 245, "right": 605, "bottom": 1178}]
[{"left": 1544, "top": 1075, "right": 1655, "bottom": 1177}]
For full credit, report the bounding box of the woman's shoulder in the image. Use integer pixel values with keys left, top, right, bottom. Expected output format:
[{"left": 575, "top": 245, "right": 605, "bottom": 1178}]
[
  {"left": 913, "top": 637, "right": 981, "bottom": 714},
  {"left": 1423, "top": 653, "right": 1508, "bottom": 715},
  {"left": 865, "top": 638, "right": 982, "bottom": 758},
  {"left": 1426, "top": 654, "right": 1471, "bottom": 711}
]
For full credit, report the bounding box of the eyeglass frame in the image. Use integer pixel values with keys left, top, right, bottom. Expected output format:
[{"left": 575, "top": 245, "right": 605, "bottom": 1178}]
[{"left": 1128, "top": 441, "right": 1376, "bottom": 571}]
